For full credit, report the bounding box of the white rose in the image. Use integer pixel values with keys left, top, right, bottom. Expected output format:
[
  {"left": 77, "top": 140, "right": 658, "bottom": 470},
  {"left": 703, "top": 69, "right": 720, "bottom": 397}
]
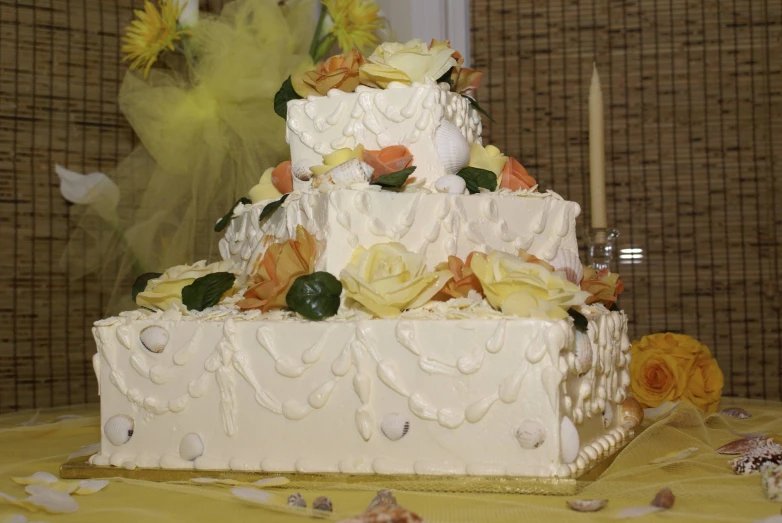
[
  {"left": 136, "top": 260, "right": 236, "bottom": 310},
  {"left": 359, "top": 39, "right": 457, "bottom": 88}
]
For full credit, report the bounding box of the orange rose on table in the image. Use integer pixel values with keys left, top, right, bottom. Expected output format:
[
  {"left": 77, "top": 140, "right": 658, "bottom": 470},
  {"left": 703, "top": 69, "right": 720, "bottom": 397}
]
[
  {"left": 363, "top": 145, "right": 413, "bottom": 180},
  {"left": 630, "top": 333, "right": 724, "bottom": 414},
  {"left": 238, "top": 226, "right": 317, "bottom": 311},
  {"left": 292, "top": 50, "right": 364, "bottom": 98},
  {"left": 581, "top": 266, "right": 624, "bottom": 306}
]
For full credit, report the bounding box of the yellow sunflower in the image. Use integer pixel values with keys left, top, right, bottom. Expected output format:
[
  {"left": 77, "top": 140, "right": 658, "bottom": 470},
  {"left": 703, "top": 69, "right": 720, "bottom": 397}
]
[
  {"left": 322, "top": 0, "right": 382, "bottom": 54},
  {"left": 121, "top": 0, "right": 189, "bottom": 78}
]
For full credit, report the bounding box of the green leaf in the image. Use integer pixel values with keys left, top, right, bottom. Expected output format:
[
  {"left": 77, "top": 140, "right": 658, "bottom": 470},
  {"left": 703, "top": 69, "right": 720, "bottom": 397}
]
[
  {"left": 462, "top": 95, "right": 495, "bottom": 123},
  {"left": 274, "top": 76, "right": 303, "bottom": 119},
  {"left": 455, "top": 166, "right": 498, "bottom": 194},
  {"left": 369, "top": 166, "right": 417, "bottom": 189},
  {"left": 132, "top": 272, "right": 162, "bottom": 303},
  {"left": 568, "top": 308, "right": 588, "bottom": 333},
  {"left": 287, "top": 272, "right": 343, "bottom": 321},
  {"left": 181, "top": 272, "right": 236, "bottom": 312},
  {"left": 609, "top": 302, "right": 620, "bottom": 312},
  {"left": 214, "top": 197, "right": 252, "bottom": 233},
  {"left": 436, "top": 66, "right": 455, "bottom": 88},
  {"left": 259, "top": 193, "right": 289, "bottom": 223}
]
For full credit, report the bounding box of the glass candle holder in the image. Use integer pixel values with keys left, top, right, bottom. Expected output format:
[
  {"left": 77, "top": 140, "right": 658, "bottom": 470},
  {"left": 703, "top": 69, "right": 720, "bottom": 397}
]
[{"left": 587, "top": 228, "right": 619, "bottom": 272}]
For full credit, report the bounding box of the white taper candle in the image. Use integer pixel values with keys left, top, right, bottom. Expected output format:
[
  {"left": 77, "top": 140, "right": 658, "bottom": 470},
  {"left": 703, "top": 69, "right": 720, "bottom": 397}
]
[{"left": 589, "top": 62, "right": 607, "bottom": 230}]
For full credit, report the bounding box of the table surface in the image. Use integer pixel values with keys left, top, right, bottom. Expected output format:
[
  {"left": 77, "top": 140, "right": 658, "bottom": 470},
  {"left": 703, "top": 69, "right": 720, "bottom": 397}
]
[{"left": 0, "top": 399, "right": 779, "bottom": 522}]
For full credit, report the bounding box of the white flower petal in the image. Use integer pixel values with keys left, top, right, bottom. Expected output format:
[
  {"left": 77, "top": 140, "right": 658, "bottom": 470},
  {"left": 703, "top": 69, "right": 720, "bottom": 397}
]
[
  {"left": 68, "top": 443, "right": 101, "bottom": 461},
  {"left": 74, "top": 480, "right": 109, "bottom": 495},
  {"left": 250, "top": 477, "right": 289, "bottom": 488},
  {"left": 231, "top": 487, "right": 273, "bottom": 505},
  {"left": 755, "top": 516, "right": 782, "bottom": 523},
  {"left": 191, "top": 478, "right": 242, "bottom": 486},
  {"left": 55, "top": 164, "right": 119, "bottom": 209},
  {"left": 615, "top": 506, "right": 664, "bottom": 519},
  {"left": 649, "top": 447, "right": 699, "bottom": 464},
  {"left": 11, "top": 472, "right": 58, "bottom": 486},
  {"left": 7, "top": 515, "right": 28, "bottom": 523},
  {"left": 22, "top": 486, "right": 79, "bottom": 514}
]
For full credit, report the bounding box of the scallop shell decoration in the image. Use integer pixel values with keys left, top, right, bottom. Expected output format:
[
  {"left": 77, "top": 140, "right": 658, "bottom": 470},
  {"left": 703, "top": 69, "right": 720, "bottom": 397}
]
[
  {"left": 435, "top": 120, "right": 470, "bottom": 175},
  {"left": 434, "top": 174, "right": 467, "bottom": 195},
  {"left": 380, "top": 413, "right": 410, "bottom": 441},
  {"left": 574, "top": 330, "right": 592, "bottom": 375},
  {"left": 179, "top": 433, "right": 204, "bottom": 461},
  {"left": 550, "top": 249, "right": 583, "bottom": 285},
  {"left": 514, "top": 420, "right": 546, "bottom": 449},
  {"left": 104, "top": 414, "right": 134, "bottom": 446},
  {"left": 560, "top": 416, "right": 580, "bottom": 464},
  {"left": 140, "top": 325, "right": 169, "bottom": 353}
]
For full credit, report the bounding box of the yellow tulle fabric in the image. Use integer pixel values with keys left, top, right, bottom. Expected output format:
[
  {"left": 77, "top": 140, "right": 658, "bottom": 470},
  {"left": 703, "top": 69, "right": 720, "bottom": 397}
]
[
  {"left": 65, "top": 0, "right": 315, "bottom": 314},
  {"left": 1, "top": 399, "right": 782, "bottom": 522}
]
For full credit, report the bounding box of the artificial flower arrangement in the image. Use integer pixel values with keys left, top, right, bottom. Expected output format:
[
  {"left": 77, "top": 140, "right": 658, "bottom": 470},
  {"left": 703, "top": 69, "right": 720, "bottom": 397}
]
[{"left": 630, "top": 333, "right": 724, "bottom": 414}]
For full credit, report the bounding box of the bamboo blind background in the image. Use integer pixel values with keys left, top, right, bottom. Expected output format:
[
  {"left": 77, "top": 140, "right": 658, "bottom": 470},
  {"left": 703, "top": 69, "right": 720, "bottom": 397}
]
[
  {"left": 0, "top": 0, "right": 780, "bottom": 412},
  {"left": 472, "top": 0, "right": 782, "bottom": 400}
]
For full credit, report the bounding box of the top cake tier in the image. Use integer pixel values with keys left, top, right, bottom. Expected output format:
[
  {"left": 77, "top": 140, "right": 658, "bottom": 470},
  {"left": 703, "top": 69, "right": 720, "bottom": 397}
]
[{"left": 286, "top": 81, "right": 482, "bottom": 190}]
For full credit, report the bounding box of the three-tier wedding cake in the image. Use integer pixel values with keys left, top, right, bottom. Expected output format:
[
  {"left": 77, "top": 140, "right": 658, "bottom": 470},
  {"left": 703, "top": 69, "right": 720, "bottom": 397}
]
[{"left": 90, "top": 39, "right": 636, "bottom": 479}]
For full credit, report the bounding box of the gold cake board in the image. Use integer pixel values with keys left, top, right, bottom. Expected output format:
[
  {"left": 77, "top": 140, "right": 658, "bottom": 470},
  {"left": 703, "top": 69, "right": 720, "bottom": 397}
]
[{"left": 59, "top": 449, "right": 621, "bottom": 496}]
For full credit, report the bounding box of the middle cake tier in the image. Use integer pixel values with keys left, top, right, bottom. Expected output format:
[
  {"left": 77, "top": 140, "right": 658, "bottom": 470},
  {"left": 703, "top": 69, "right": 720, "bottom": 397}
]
[{"left": 219, "top": 190, "right": 581, "bottom": 280}]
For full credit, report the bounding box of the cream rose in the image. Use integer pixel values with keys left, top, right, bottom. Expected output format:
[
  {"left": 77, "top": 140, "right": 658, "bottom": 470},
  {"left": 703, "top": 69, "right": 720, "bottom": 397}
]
[
  {"left": 340, "top": 242, "right": 452, "bottom": 318},
  {"left": 468, "top": 144, "right": 508, "bottom": 177},
  {"left": 136, "top": 260, "right": 236, "bottom": 310},
  {"left": 469, "top": 251, "right": 590, "bottom": 319},
  {"left": 359, "top": 39, "right": 457, "bottom": 88}
]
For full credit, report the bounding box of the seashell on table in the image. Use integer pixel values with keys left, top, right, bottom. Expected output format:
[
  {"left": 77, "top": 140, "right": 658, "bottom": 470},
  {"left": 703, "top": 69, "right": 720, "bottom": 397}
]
[
  {"left": 567, "top": 499, "right": 608, "bottom": 512},
  {"left": 720, "top": 407, "right": 752, "bottom": 419}
]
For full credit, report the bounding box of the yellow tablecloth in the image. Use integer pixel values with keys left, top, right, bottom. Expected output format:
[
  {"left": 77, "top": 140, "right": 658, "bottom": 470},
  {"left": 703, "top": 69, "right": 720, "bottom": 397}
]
[{"left": 0, "top": 399, "right": 779, "bottom": 522}]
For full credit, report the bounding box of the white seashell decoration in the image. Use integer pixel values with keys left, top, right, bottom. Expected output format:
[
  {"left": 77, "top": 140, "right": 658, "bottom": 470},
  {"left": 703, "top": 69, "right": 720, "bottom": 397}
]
[
  {"left": 560, "top": 416, "right": 580, "bottom": 464},
  {"left": 313, "top": 158, "right": 373, "bottom": 188},
  {"left": 574, "top": 330, "right": 592, "bottom": 375},
  {"left": 550, "top": 249, "right": 584, "bottom": 285},
  {"left": 514, "top": 419, "right": 547, "bottom": 449},
  {"left": 434, "top": 174, "right": 467, "bottom": 195},
  {"left": 104, "top": 414, "right": 134, "bottom": 446},
  {"left": 140, "top": 325, "right": 169, "bottom": 353},
  {"left": 380, "top": 413, "right": 410, "bottom": 441},
  {"left": 179, "top": 433, "right": 204, "bottom": 461},
  {"left": 602, "top": 402, "right": 614, "bottom": 428},
  {"left": 434, "top": 120, "right": 471, "bottom": 175}
]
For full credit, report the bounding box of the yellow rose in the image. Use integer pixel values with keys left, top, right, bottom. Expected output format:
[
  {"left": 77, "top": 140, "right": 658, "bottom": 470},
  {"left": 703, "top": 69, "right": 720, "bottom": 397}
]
[
  {"left": 629, "top": 333, "right": 723, "bottom": 413},
  {"left": 310, "top": 144, "right": 365, "bottom": 177},
  {"left": 685, "top": 355, "right": 724, "bottom": 414},
  {"left": 136, "top": 260, "right": 236, "bottom": 310},
  {"left": 340, "top": 242, "right": 452, "bottom": 318},
  {"left": 358, "top": 39, "right": 457, "bottom": 88},
  {"left": 249, "top": 167, "right": 282, "bottom": 203},
  {"left": 469, "top": 251, "right": 590, "bottom": 319},
  {"left": 629, "top": 349, "right": 689, "bottom": 409},
  {"left": 468, "top": 144, "right": 508, "bottom": 177}
]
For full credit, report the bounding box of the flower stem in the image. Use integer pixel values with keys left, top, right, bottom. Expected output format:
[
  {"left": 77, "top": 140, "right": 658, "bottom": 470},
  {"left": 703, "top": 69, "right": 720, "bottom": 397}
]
[
  {"left": 311, "top": 34, "right": 337, "bottom": 64},
  {"left": 309, "top": 5, "right": 328, "bottom": 62}
]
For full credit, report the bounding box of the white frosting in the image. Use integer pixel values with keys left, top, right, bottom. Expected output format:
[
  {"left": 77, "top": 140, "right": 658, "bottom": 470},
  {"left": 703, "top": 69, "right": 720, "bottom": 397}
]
[
  {"left": 286, "top": 81, "right": 481, "bottom": 189},
  {"left": 92, "top": 309, "right": 630, "bottom": 477},
  {"left": 220, "top": 189, "right": 581, "bottom": 282}
]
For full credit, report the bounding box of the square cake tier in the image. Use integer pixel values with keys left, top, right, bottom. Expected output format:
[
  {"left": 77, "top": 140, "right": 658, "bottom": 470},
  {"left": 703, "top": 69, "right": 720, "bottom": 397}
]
[{"left": 91, "top": 308, "right": 632, "bottom": 478}]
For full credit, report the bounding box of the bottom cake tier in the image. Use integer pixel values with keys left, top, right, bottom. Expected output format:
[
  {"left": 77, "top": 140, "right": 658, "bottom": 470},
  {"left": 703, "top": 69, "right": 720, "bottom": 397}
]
[{"left": 90, "top": 308, "right": 634, "bottom": 479}]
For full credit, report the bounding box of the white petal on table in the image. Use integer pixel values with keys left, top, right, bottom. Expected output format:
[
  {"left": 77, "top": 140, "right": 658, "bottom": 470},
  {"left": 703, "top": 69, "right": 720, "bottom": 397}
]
[
  {"left": 231, "top": 487, "right": 273, "bottom": 505},
  {"left": 11, "top": 472, "right": 59, "bottom": 486},
  {"left": 74, "top": 480, "right": 109, "bottom": 495},
  {"left": 22, "top": 485, "right": 79, "bottom": 514},
  {"left": 614, "top": 506, "right": 664, "bottom": 519},
  {"left": 68, "top": 443, "right": 101, "bottom": 461},
  {"left": 649, "top": 446, "right": 699, "bottom": 464},
  {"left": 643, "top": 401, "right": 678, "bottom": 421}
]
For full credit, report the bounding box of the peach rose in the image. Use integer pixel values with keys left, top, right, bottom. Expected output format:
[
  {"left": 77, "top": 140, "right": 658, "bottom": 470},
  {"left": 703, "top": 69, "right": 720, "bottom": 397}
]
[
  {"left": 429, "top": 39, "right": 483, "bottom": 95},
  {"left": 500, "top": 157, "right": 536, "bottom": 191},
  {"left": 363, "top": 145, "right": 414, "bottom": 180},
  {"left": 581, "top": 266, "right": 624, "bottom": 306},
  {"left": 630, "top": 349, "right": 689, "bottom": 409},
  {"left": 685, "top": 354, "right": 724, "bottom": 414},
  {"left": 271, "top": 161, "right": 293, "bottom": 194},
  {"left": 434, "top": 252, "right": 484, "bottom": 300},
  {"left": 238, "top": 226, "right": 317, "bottom": 311},
  {"left": 292, "top": 50, "right": 364, "bottom": 98}
]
